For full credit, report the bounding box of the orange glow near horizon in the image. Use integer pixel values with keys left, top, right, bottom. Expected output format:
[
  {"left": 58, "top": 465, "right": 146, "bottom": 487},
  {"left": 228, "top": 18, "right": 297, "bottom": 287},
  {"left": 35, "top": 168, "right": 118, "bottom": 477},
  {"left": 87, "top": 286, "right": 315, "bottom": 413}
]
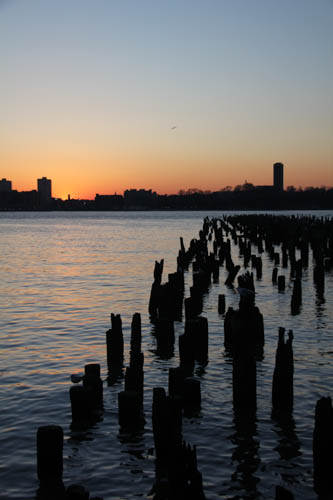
[
  {"left": 1, "top": 1, "right": 332, "bottom": 201},
  {"left": 3, "top": 148, "right": 333, "bottom": 200}
]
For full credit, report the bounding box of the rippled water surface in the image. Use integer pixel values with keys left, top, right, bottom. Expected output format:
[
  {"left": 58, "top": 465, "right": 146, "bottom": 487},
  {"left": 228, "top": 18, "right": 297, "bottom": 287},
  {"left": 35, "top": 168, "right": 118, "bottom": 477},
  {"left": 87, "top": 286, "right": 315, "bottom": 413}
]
[{"left": 0, "top": 210, "right": 332, "bottom": 499}]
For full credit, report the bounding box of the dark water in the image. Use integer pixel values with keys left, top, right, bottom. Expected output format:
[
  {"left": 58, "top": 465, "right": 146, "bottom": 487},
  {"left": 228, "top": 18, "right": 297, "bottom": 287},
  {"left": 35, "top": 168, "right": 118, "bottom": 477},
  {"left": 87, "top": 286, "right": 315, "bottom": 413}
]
[{"left": 0, "top": 210, "right": 332, "bottom": 499}]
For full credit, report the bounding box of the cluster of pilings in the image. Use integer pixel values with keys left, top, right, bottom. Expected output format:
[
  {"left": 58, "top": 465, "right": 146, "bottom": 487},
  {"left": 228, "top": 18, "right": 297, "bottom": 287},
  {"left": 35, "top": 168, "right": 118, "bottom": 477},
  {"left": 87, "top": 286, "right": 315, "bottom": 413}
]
[
  {"left": 69, "top": 363, "right": 103, "bottom": 428},
  {"left": 152, "top": 387, "right": 205, "bottom": 499},
  {"left": 174, "top": 214, "right": 332, "bottom": 497},
  {"left": 36, "top": 425, "right": 103, "bottom": 500},
  {"left": 36, "top": 214, "right": 332, "bottom": 499},
  {"left": 223, "top": 213, "right": 332, "bottom": 308},
  {"left": 149, "top": 258, "right": 185, "bottom": 323},
  {"left": 105, "top": 309, "right": 205, "bottom": 497}
]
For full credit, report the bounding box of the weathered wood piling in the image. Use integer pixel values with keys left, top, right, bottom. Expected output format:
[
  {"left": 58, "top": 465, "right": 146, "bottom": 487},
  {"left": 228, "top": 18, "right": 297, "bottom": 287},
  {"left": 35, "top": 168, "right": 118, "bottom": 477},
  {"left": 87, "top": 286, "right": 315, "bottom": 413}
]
[
  {"left": 70, "top": 363, "right": 103, "bottom": 427},
  {"left": 272, "top": 328, "right": 294, "bottom": 414},
  {"left": 106, "top": 313, "right": 124, "bottom": 372},
  {"left": 313, "top": 396, "right": 333, "bottom": 496},
  {"left": 218, "top": 293, "right": 226, "bottom": 314},
  {"left": 37, "top": 425, "right": 63, "bottom": 487},
  {"left": 36, "top": 425, "right": 103, "bottom": 499}
]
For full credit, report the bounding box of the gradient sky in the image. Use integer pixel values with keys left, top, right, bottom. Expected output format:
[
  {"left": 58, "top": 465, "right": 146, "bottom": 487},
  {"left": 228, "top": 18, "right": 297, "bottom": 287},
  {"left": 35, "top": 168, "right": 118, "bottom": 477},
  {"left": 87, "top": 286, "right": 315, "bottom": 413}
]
[{"left": 1, "top": 0, "right": 332, "bottom": 199}]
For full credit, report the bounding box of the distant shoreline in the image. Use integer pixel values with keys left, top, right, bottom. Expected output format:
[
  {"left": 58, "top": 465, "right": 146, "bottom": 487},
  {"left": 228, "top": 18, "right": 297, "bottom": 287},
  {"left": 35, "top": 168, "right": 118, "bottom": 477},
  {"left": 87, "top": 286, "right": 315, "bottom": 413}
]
[{"left": 1, "top": 207, "right": 333, "bottom": 212}]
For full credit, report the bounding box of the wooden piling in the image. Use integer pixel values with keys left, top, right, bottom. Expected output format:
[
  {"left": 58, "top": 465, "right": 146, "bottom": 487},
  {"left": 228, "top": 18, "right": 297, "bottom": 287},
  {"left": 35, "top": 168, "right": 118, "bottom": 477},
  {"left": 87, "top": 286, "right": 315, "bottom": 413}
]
[
  {"left": 183, "top": 377, "right": 201, "bottom": 408},
  {"left": 277, "top": 275, "right": 285, "bottom": 292},
  {"left": 148, "top": 259, "right": 164, "bottom": 318},
  {"left": 118, "top": 390, "right": 142, "bottom": 429},
  {"left": 125, "top": 366, "right": 144, "bottom": 405},
  {"left": 168, "top": 366, "right": 186, "bottom": 399},
  {"left": 185, "top": 317, "right": 208, "bottom": 363},
  {"left": 106, "top": 313, "right": 124, "bottom": 369},
  {"left": 155, "top": 318, "right": 175, "bottom": 347},
  {"left": 272, "top": 328, "right": 294, "bottom": 414},
  {"left": 37, "top": 425, "right": 63, "bottom": 485},
  {"left": 272, "top": 267, "right": 278, "bottom": 283},
  {"left": 218, "top": 294, "right": 226, "bottom": 314},
  {"left": 152, "top": 388, "right": 182, "bottom": 461},
  {"left": 291, "top": 279, "right": 302, "bottom": 313},
  {"left": 70, "top": 385, "right": 91, "bottom": 426},
  {"left": 179, "top": 333, "right": 195, "bottom": 374},
  {"left": 313, "top": 396, "right": 333, "bottom": 496},
  {"left": 83, "top": 363, "right": 103, "bottom": 410},
  {"left": 130, "top": 312, "right": 141, "bottom": 352},
  {"left": 232, "top": 352, "right": 256, "bottom": 412},
  {"left": 223, "top": 306, "right": 235, "bottom": 349}
]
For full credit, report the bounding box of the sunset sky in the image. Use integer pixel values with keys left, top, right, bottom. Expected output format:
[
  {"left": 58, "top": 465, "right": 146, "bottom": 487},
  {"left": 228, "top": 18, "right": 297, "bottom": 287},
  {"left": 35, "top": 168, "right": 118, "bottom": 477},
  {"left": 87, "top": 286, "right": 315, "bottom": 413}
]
[{"left": 1, "top": 0, "right": 332, "bottom": 199}]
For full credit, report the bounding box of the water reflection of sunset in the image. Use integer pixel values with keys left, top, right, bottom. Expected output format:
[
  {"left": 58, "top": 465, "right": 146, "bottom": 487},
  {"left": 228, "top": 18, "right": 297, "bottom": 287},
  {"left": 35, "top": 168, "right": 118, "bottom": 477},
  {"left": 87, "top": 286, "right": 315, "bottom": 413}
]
[{"left": 1, "top": 211, "right": 333, "bottom": 499}]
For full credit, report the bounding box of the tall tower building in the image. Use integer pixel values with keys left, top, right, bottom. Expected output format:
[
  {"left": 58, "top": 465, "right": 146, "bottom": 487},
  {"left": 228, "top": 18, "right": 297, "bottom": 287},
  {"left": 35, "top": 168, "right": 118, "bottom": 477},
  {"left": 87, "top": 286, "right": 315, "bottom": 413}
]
[
  {"left": 273, "top": 162, "right": 284, "bottom": 192},
  {"left": 37, "top": 177, "right": 52, "bottom": 205},
  {"left": 0, "top": 178, "right": 12, "bottom": 192}
]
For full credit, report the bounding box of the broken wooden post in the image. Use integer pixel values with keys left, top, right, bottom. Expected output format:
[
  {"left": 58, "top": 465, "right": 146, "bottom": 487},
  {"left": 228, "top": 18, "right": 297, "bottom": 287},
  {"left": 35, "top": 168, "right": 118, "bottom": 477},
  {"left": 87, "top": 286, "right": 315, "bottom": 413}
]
[
  {"left": 168, "top": 366, "right": 186, "bottom": 399},
  {"left": 278, "top": 275, "right": 285, "bottom": 292},
  {"left": 149, "top": 259, "right": 164, "bottom": 318},
  {"left": 291, "top": 279, "right": 302, "bottom": 313},
  {"left": 152, "top": 388, "right": 182, "bottom": 461},
  {"left": 83, "top": 363, "right": 103, "bottom": 411},
  {"left": 118, "top": 390, "right": 143, "bottom": 429},
  {"left": 233, "top": 352, "right": 256, "bottom": 412},
  {"left": 184, "top": 296, "right": 196, "bottom": 320},
  {"left": 179, "top": 333, "right": 195, "bottom": 374},
  {"left": 183, "top": 377, "right": 201, "bottom": 409},
  {"left": 225, "top": 264, "right": 240, "bottom": 286},
  {"left": 255, "top": 256, "right": 262, "bottom": 279},
  {"left": 272, "top": 328, "right": 294, "bottom": 414},
  {"left": 272, "top": 267, "right": 278, "bottom": 283},
  {"left": 130, "top": 312, "right": 141, "bottom": 352},
  {"left": 106, "top": 313, "right": 124, "bottom": 370},
  {"left": 70, "top": 385, "right": 91, "bottom": 427},
  {"left": 218, "top": 294, "right": 226, "bottom": 314},
  {"left": 313, "top": 396, "right": 333, "bottom": 496},
  {"left": 152, "top": 388, "right": 168, "bottom": 459},
  {"left": 223, "top": 306, "right": 235, "bottom": 350},
  {"left": 155, "top": 318, "right": 175, "bottom": 351},
  {"left": 185, "top": 317, "right": 208, "bottom": 363},
  {"left": 125, "top": 365, "right": 144, "bottom": 406},
  {"left": 37, "top": 425, "right": 63, "bottom": 488}
]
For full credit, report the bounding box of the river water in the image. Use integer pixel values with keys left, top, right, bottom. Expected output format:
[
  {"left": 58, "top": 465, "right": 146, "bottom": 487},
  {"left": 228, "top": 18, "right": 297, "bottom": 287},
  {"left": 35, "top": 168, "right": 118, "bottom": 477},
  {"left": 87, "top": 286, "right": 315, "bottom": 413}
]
[{"left": 0, "top": 210, "right": 332, "bottom": 500}]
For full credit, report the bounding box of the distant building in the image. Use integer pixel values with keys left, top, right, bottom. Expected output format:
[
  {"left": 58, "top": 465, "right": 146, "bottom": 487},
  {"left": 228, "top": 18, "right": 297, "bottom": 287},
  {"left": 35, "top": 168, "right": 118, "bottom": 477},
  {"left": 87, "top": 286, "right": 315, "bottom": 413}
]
[
  {"left": 0, "top": 178, "right": 12, "bottom": 192},
  {"left": 95, "top": 194, "right": 124, "bottom": 210},
  {"left": 273, "top": 162, "right": 284, "bottom": 192},
  {"left": 37, "top": 177, "right": 52, "bottom": 205},
  {"left": 123, "top": 188, "right": 157, "bottom": 209}
]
